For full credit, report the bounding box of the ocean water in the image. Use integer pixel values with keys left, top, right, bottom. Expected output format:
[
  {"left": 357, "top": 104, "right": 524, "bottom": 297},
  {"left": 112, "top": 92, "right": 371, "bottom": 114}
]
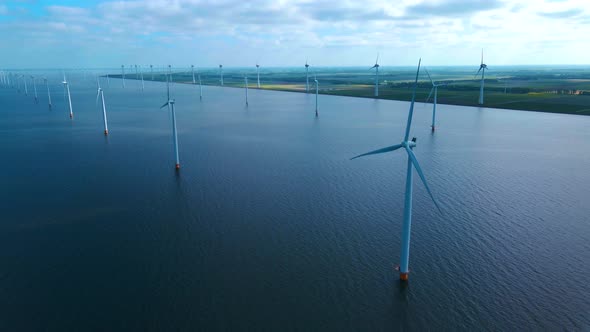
[{"left": 0, "top": 74, "right": 589, "bottom": 330}]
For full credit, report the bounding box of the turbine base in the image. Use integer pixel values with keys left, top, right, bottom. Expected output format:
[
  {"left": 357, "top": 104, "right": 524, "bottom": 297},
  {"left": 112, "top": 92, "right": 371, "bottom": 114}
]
[
  {"left": 69, "top": 114, "right": 73, "bottom": 119},
  {"left": 431, "top": 126, "right": 435, "bottom": 132},
  {"left": 104, "top": 130, "right": 108, "bottom": 135},
  {"left": 400, "top": 272, "right": 409, "bottom": 281},
  {"left": 175, "top": 163, "right": 180, "bottom": 170}
]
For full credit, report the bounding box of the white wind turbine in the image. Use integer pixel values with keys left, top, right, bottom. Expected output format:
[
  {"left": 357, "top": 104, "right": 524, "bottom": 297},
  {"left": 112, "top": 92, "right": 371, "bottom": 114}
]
[
  {"left": 370, "top": 53, "right": 380, "bottom": 97},
  {"left": 256, "top": 62, "right": 261, "bottom": 88},
  {"left": 96, "top": 77, "right": 109, "bottom": 135},
  {"left": 219, "top": 64, "right": 224, "bottom": 86},
  {"left": 150, "top": 64, "right": 154, "bottom": 80},
  {"left": 244, "top": 76, "right": 249, "bottom": 106},
  {"left": 23, "top": 75, "right": 28, "bottom": 96},
  {"left": 160, "top": 73, "right": 181, "bottom": 170},
  {"left": 475, "top": 49, "right": 488, "bottom": 105},
  {"left": 44, "top": 77, "right": 52, "bottom": 109},
  {"left": 62, "top": 73, "right": 73, "bottom": 118},
  {"left": 424, "top": 69, "right": 447, "bottom": 132},
  {"left": 191, "top": 65, "right": 196, "bottom": 84},
  {"left": 198, "top": 73, "right": 203, "bottom": 100},
  {"left": 351, "top": 59, "right": 441, "bottom": 282},
  {"left": 140, "top": 66, "right": 145, "bottom": 91},
  {"left": 305, "top": 59, "right": 310, "bottom": 92},
  {"left": 314, "top": 73, "right": 319, "bottom": 117},
  {"left": 121, "top": 65, "right": 126, "bottom": 88},
  {"left": 30, "top": 75, "right": 38, "bottom": 103}
]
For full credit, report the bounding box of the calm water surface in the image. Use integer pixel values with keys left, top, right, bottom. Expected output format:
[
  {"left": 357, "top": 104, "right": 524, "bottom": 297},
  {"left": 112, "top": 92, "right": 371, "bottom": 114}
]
[{"left": 0, "top": 74, "right": 589, "bottom": 330}]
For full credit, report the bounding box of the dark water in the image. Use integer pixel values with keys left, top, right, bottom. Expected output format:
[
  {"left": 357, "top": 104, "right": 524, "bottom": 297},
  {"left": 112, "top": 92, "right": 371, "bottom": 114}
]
[{"left": 1, "top": 74, "right": 589, "bottom": 331}]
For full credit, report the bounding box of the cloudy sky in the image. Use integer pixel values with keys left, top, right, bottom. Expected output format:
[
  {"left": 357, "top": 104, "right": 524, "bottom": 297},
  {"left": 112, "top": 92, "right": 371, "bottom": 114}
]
[{"left": 0, "top": 0, "right": 588, "bottom": 68}]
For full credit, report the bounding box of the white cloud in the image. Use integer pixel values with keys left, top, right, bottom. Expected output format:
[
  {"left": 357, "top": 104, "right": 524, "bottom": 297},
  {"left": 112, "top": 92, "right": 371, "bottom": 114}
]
[{"left": 0, "top": 0, "right": 589, "bottom": 67}]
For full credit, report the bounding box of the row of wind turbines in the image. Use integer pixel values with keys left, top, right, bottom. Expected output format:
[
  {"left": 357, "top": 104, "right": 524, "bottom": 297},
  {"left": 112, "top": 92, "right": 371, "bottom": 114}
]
[{"left": 0, "top": 56, "right": 447, "bottom": 282}]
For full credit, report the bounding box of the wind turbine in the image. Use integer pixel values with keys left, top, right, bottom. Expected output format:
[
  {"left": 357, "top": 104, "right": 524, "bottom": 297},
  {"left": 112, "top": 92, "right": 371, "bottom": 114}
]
[
  {"left": 44, "top": 77, "right": 52, "bottom": 109},
  {"left": 95, "top": 79, "right": 109, "bottom": 135},
  {"left": 150, "top": 64, "right": 154, "bottom": 80},
  {"left": 140, "top": 66, "right": 145, "bottom": 91},
  {"left": 256, "top": 62, "right": 261, "bottom": 88},
  {"left": 351, "top": 58, "right": 441, "bottom": 282},
  {"left": 191, "top": 65, "right": 196, "bottom": 84},
  {"left": 425, "top": 69, "right": 447, "bottom": 132},
  {"left": 219, "top": 64, "right": 223, "bottom": 86},
  {"left": 121, "top": 65, "right": 126, "bottom": 88},
  {"left": 305, "top": 59, "right": 310, "bottom": 92},
  {"left": 244, "top": 76, "right": 249, "bottom": 106},
  {"left": 62, "top": 73, "right": 73, "bottom": 118},
  {"left": 31, "top": 75, "right": 38, "bottom": 103},
  {"left": 160, "top": 73, "right": 180, "bottom": 170},
  {"left": 23, "top": 75, "right": 28, "bottom": 96},
  {"left": 314, "top": 73, "right": 319, "bottom": 117},
  {"left": 370, "top": 53, "right": 380, "bottom": 97},
  {"left": 198, "top": 73, "right": 203, "bottom": 100},
  {"left": 168, "top": 65, "right": 173, "bottom": 83},
  {"left": 475, "top": 49, "right": 488, "bottom": 105}
]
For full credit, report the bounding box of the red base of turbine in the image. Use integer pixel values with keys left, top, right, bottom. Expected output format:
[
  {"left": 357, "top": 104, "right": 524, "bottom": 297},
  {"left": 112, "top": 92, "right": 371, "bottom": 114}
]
[
  {"left": 400, "top": 272, "right": 409, "bottom": 281},
  {"left": 175, "top": 163, "right": 180, "bottom": 170},
  {"left": 104, "top": 130, "right": 108, "bottom": 135}
]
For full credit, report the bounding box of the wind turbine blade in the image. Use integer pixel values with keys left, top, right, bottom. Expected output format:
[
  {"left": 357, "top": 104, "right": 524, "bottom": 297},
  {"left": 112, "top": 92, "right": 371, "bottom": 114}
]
[
  {"left": 426, "top": 87, "right": 434, "bottom": 103},
  {"left": 376, "top": 52, "right": 379, "bottom": 65},
  {"left": 403, "top": 58, "right": 421, "bottom": 142},
  {"left": 474, "top": 68, "right": 482, "bottom": 78},
  {"left": 350, "top": 144, "right": 403, "bottom": 160},
  {"left": 96, "top": 91, "right": 100, "bottom": 105},
  {"left": 160, "top": 102, "right": 169, "bottom": 109},
  {"left": 425, "top": 68, "right": 433, "bottom": 85},
  {"left": 370, "top": 65, "right": 377, "bottom": 70},
  {"left": 481, "top": 49, "right": 484, "bottom": 65},
  {"left": 405, "top": 147, "right": 442, "bottom": 213}
]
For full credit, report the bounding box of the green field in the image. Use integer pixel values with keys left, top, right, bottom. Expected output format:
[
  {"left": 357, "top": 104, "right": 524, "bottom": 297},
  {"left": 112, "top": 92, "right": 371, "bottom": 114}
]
[{"left": 111, "top": 66, "right": 590, "bottom": 115}]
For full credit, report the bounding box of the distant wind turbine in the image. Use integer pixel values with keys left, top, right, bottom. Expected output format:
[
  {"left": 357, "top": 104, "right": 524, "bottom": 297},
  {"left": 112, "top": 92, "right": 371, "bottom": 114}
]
[
  {"left": 198, "top": 73, "right": 203, "bottom": 100},
  {"left": 62, "top": 73, "right": 73, "bottom": 118},
  {"left": 31, "top": 75, "right": 38, "bottom": 103},
  {"left": 314, "top": 73, "right": 319, "bottom": 117},
  {"left": 23, "top": 75, "right": 28, "bottom": 96},
  {"left": 370, "top": 53, "right": 380, "bottom": 97},
  {"left": 219, "top": 64, "right": 224, "bottom": 86},
  {"left": 191, "top": 65, "right": 196, "bottom": 84},
  {"left": 244, "top": 76, "right": 249, "bottom": 106},
  {"left": 305, "top": 59, "right": 310, "bottom": 93},
  {"left": 161, "top": 73, "right": 181, "bottom": 170},
  {"left": 425, "top": 69, "right": 447, "bottom": 132},
  {"left": 121, "top": 65, "right": 126, "bottom": 88},
  {"left": 95, "top": 80, "right": 109, "bottom": 135},
  {"left": 475, "top": 49, "right": 488, "bottom": 105},
  {"left": 44, "top": 77, "right": 52, "bottom": 109},
  {"left": 140, "top": 67, "right": 145, "bottom": 91},
  {"left": 351, "top": 58, "right": 441, "bottom": 282},
  {"left": 150, "top": 64, "right": 154, "bottom": 80},
  {"left": 256, "top": 62, "right": 261, "bottom": 88}
]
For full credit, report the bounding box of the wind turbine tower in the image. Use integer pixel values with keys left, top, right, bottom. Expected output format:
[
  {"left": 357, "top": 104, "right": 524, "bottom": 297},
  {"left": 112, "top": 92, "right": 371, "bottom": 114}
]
[
  {"left": 370, "top": 53, "right": 380, "bottom": 97},
  {"left": 351, "top": 59, "right": 441, "bottom": 282},
  {"left": 305, "top": 59, "right": 310, "bottom": 92},
  {"left": 219, "top": 64, "right": 224, "bottom": 86},
  {"left": 476, "top": 49, "right": 488, "bottom": 105},
  {"left": 256, "top": 62, "right": 261, "bottom": 88}
]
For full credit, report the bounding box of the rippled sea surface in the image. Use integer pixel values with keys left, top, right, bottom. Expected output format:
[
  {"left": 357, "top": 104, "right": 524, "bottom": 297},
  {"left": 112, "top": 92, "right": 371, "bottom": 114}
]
[{"left": 1, "top": 74, "right": 589, "bottom": 330}]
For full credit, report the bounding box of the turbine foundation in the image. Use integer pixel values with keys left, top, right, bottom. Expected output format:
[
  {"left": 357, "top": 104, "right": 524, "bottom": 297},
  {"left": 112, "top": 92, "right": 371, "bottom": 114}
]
[
  {"left": 175, "top": 163, "right": 180, "bottom": 170},
  {"left": 400, "top": 272, "right": 409, "bottom": 281},
  {"left": 104, "top": 129, "right": 108, "bottom": 135}
]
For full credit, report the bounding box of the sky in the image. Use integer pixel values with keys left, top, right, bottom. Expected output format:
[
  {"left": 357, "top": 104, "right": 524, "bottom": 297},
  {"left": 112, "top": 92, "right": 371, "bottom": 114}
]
[{"left": 0, "top": 0, "right": 589, "bottom": 68}]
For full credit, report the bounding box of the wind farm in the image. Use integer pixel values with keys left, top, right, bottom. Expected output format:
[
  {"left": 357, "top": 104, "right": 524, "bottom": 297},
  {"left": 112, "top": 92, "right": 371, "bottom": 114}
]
[{"left": 1, "top": 0, "right": 589, "bottom": 331}]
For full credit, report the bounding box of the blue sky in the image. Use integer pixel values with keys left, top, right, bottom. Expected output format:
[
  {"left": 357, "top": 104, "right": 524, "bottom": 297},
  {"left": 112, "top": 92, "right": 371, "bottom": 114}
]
[{"left": 0, "top": 0, "right": 589, "bottom": 68}]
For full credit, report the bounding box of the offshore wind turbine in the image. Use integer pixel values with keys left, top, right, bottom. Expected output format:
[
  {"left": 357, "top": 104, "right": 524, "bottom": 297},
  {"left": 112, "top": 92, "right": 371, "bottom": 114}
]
[
  {"left": 314, "top": 73, "right": 319, "bottom": 117},
  {"left": 191, "top": 65, "right": 196, "bottom": 84},
  {"left": 425, "top": 69, "right": 447, "bottom": 132},
  {"left": 44, "top": 77, "right": 52, "bottom": 109},
  {"left": 219, "top": 64, "right": 224, "bottom": 86},
  {"left": 244, "top": 76, "right": 249, "bottom": 106},
  {"left": 305, "top": 59, "right": 310, "bottom": 92},
  {"left": 62, "top": 73, "right": 73, "bottom": 118},
  {"left": 96, "top": 79, "right": 109, "bottom": 135},
  {"left": 475, "top": 49, "right": 488, "bottom": 105},
  {"left": 150, "top": 64, "right": 154, "bottom": 80},
  {"left": 140, "top": 67, "right": 145, "bottom": 91},
  {"left": 370, "top": 53, "right": 380, "bottom": 97},
  {"left": 31, "top": 75, "right": 38, "bottom": 103},
  {"left": 23, "top": 75, "right": 28, "bottom": 96},
  {"left": 198, "top": 73, "right": 203, "bottom": 100},
  {"left": 121, "top": 65, "right": 126, "bottom": 88},
  {"left": 351, "top": 59, "right": 441, "bottom": 282},
  {"left": 161, "top": 73, "right": 181, "bottom": 170},
  {"left": 256, "top": 62, "right": 260, "bottom": 88}
]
